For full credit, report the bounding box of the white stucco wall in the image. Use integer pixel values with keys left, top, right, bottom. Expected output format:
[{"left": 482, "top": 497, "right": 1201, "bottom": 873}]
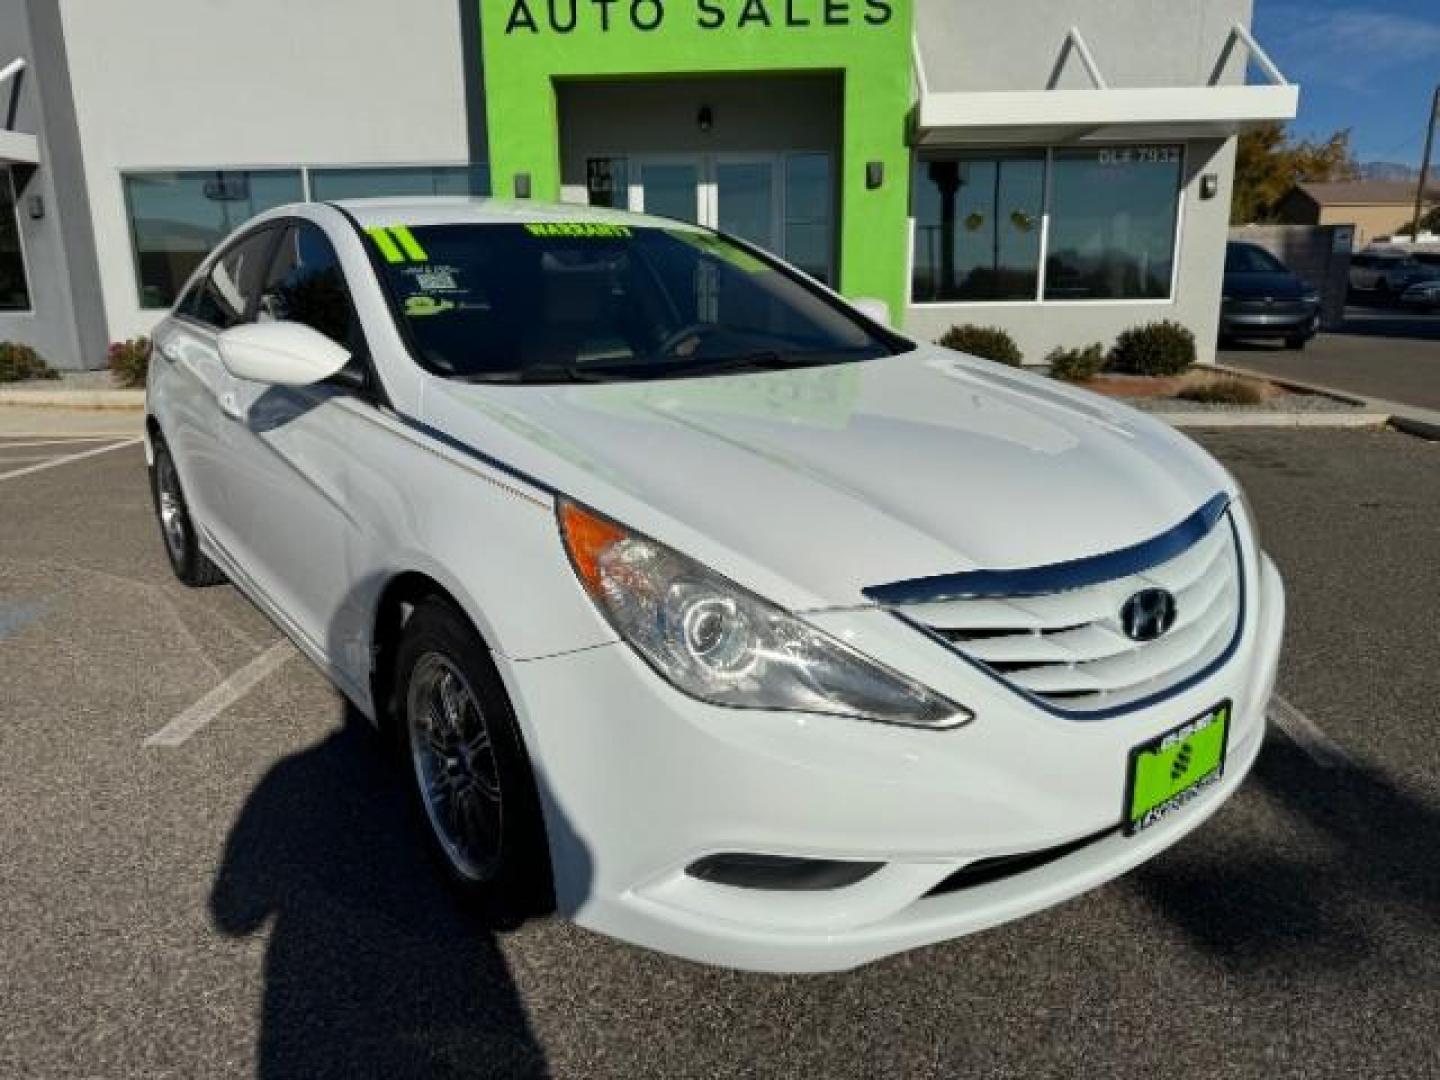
[{"left": 58, "top": 0, "right": 479, "bottom": 342}]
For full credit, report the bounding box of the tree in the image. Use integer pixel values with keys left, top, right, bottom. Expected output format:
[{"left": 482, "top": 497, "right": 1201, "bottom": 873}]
[{"left": 1231, "top": 122, "right": 1360, "bottom": 225}]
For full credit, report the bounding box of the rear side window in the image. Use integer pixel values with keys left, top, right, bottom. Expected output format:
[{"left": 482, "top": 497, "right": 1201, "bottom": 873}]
[
  {"left": 187, "top": 228, "right": 276, "bottom": 330},
  {"left": 259, "top": 222, "right": 361, "bottom": 351}
]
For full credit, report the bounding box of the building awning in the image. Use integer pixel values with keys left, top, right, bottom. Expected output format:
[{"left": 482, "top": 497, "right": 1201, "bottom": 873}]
[
  {"left": 0, "top": 58, "right": 39, "bottom": 165},
  {"left": 913, "top": 24, "right": 1299, "bottom": 148}
]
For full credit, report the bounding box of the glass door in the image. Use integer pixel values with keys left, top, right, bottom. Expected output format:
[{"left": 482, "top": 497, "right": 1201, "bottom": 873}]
[
  {"left": 622, "top": 153, "right": 831, "bottom": 282},
  {"left": 710, "top": 157, "right": 780, "bottom": 252},
  {"left": 631, "top": 157, "right": 702, "bottom": 224}
]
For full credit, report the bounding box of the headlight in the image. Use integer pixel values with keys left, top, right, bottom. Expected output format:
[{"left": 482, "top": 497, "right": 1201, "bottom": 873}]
[{"left": 558, "top": 500, "right": 971, "bottom": 729}]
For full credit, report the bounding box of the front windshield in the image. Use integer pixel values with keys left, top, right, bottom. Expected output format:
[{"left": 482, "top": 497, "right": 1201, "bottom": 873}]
[
  {"left": 1225, "top": 244, "right": 1287, "bottom": 275},
  {"left": 367, "top": 222, "right": 903, "bottom": 382}
]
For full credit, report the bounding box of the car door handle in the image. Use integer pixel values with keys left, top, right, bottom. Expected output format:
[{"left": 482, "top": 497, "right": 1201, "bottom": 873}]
[{"left": 218, "top": 390, "right": 244, "bottom": 422}]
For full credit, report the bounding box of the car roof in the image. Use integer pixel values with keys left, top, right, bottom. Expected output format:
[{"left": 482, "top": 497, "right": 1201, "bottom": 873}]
[{"left": 328, "top": 196, "right": 702, "bottom": 232}]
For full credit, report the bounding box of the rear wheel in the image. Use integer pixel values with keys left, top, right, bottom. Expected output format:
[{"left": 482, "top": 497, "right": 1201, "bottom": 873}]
[
  {"left": 149, "top": 437, "right": 226, "bottom": 587},
  {"left": 1284, "top": 333, "right": 1309, "bottom": 350},
  {"left": 394, "top": 597, "right": 552, "bottom": 922}
]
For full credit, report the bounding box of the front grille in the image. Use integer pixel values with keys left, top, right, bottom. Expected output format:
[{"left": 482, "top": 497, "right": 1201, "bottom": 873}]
[{"left": 900, "top": 513, "right": 1242, "bottom": 714}]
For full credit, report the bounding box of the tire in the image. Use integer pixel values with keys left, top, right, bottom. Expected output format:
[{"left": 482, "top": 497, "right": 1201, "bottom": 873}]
[
  {"left": 149, "top": 436, "right": 227, "bottom": 587},
  {"left": 1284, "top": 333, "right": 1309, "bottom": 351},
  {"left": 393, "top": 596, "right": 552, "bottom": 923}
]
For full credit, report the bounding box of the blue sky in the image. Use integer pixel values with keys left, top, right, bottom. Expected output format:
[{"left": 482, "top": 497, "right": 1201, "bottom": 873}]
[{"left": 1252, "top": 0, "right": 1440, "bottom": 163}]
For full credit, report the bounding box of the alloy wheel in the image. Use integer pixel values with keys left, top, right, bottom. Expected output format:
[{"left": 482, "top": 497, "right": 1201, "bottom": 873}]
[{"left": 406, "top": 652, "right": 504, "bottom": 882}]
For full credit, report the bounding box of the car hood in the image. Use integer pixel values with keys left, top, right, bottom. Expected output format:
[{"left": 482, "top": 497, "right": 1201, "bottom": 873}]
[
  {"left": 1224, "top": 272, "right": 1308, "bottom": 300},
  {"left": 422, "top": 348, "right": 1231, "bottom": 610}
]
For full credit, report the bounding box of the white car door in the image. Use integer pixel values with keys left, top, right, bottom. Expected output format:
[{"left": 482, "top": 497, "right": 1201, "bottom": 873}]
[
  {"left": 218, "top": 220, "right": 375, "bottom": 676},
  {"left": 153, "top": 227, "right": 279, "bottom": 552}
]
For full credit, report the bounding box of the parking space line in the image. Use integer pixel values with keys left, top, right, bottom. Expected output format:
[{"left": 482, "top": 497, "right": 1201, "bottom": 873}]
[
  {"left": 1269, "top": 693, "right": 1353, "bottom": 769},
  {"left": 0, "top": 437, "right": 143, "bottom": 483},
  {"left": 0, "top": 436, "right": 127, "bottom": 449},
  {"left": 143, "top": 640, "right": 296, "bottom": 748}
]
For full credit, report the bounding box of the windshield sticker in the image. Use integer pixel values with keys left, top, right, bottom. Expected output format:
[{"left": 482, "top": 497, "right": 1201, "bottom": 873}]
[
  {"left": 414, "top": 267, "right": 458, "bottom": 291},
  {"left": 523, "top": 222, "right": 632, "bottom": 238},
  {"left": 366, "top": 225, "right": 429, "bottom": 264},
  {"left": 404, "top": 295, "right": 457, "bottom": 318},
  {"left": 664, "top": 229, "right": 767, "bottom": 273}
]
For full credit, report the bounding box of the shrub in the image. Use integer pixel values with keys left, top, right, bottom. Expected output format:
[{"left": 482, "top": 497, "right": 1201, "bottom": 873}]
[
  {"left": 1108, "top": 320, "right": 1196, "bottom": 377},
  {"left": 1177, "top": 377, "right": 1263, "bottom": 405},
  {"left": 937, "top": 324, "right": 1023, "bottom": 366},
  {"left": 108, "top": 336, "right": 151, "bottom": 389},
  {"left": 0, "top": 342, "right": 58, "bottom": 383},
  {"left": 1046, "top": 343, "right": 1107, "bottom": 382}
]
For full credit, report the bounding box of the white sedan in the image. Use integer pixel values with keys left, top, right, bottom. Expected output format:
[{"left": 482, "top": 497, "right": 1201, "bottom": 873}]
[{"left": 145, "top": 198, "right": 1284, "bottom": 972}]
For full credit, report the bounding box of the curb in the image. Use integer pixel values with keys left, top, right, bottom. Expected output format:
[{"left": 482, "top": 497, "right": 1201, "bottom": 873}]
[
  {"left": 0, "top": 388, "right": 144, "bottom": 411},
  {"left": 1152, "top": 411, "right": 1391, "bottom": 429}
]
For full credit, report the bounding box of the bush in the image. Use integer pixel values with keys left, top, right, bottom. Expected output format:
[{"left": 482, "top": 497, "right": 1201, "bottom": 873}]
[
  {"left": 108, "top": 336, "right": 151, "bottom": 389},
  {"left": 1046, "top": 343, "right": 1107, "bottom": 382},
  {"left": 1108, "top": 320, "right": 1196, "bottom": 377},
  {"left": 0, "top": 342, "right": 58, "bottom": 383},
  {"left": 937, "top": 324, "right": 1023, "bottom": 366},
  {"left": 1177, "top": 377, "right": 1263, "bottom": 405}
]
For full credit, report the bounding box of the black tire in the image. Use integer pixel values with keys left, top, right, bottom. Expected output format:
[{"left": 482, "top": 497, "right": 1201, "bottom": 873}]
[
  {"left": 393, "top": 596, "right": 552, "bottom": 923},
  {"left": 149, "top": 436, "right": 227, "bottom": 587},
  {"left": 1284, "top": 333, "right": 1309, "bottom": 351}
]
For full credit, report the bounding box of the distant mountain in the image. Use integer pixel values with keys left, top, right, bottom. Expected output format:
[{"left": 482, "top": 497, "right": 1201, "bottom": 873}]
[{"left": 1360, "top": 161, "right": 1420, "bottom": 182}]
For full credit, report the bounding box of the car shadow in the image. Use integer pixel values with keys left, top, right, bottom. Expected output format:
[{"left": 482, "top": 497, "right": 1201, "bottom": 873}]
[
  {"left": 210, "top": 702, "right": 552, "bottom": 1079},
  {"left": 1131, "top": 731, "right": 1440, "bottom": 971}
]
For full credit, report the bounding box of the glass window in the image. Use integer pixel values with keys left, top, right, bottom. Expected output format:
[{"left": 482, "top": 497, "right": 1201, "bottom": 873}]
[
  {"left": 911, "top": 155, "right": 1044, "bottom": 302},
  {"left": 783, "top": 153, "right": 833, "bottom": 285},
  {"left": 369, "top": 223, "right": 898, "bottom": 383},
  {"left": 124, "top": 170, "right": 303, "bottom": 309},
  {"left": 1045, "top": 146, "right": 1182, "bottom": 300},
  {"left": 187, "top": 227, "right": 277, "bottom": 330},
  {"left": 0, "top": 167, "right": 31, "bottom": 311},
  {"left": 308, "top": 165, "right": 489, "bottom": 202},
  {"left": 259, "top": 222, "right": 360, "bottom": 350},
  {"left": 1225, "top": 243, "right": 1286, "bottom": 274}
]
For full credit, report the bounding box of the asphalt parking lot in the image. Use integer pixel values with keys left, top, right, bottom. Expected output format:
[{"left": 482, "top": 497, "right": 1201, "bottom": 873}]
[
  {"left": 1222, "top": 303, "right": 1440, "bottom": 411},
  {"left": 2, "top": 427, "right": 1438, "bottom": 1078}
]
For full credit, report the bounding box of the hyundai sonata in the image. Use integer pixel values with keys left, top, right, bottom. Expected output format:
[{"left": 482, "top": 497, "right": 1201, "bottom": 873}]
[{"left": 145, "top": 198, "right": 1284, "bottom": 972}]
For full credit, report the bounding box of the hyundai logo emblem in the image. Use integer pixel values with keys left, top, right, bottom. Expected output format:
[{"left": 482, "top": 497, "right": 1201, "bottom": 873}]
[{"left": 1120, "top": 588, "right": 1177, "bottom": 642}]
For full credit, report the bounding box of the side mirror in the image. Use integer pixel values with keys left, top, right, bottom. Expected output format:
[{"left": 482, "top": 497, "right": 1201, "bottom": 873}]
[
  {"left": 851, "top": 296, "right": 891, "bottom": 327},
  {"left": 217, "top": 321, "right": 350, "bottom": 386}
]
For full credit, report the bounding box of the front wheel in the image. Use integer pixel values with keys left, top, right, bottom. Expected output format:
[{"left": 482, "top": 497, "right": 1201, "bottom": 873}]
[
  {"left": 394, "top": 597, "right": 552, "bottom": 922},
  {"left": 1284, "top": 333, "right": 1309, "bottom": 351},
  {"left": 149, "top": 437, "right": 226, "bottom": 587}
]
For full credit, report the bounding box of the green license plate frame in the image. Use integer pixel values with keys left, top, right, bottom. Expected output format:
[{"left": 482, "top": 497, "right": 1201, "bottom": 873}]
[{"left": 1124, "top": 701, "right": 1231, "bottom": 836}]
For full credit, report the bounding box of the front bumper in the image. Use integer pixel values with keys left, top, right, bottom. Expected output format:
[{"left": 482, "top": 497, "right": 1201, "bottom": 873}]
[
  {"left": 1221, "top": 303, "right": 1319, "bottom": 338},
  {"left": 502, "top": 554, "right": 1285, "bottom": 973}
]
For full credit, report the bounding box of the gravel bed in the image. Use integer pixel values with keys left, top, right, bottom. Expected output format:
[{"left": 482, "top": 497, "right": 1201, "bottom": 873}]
[{"left": 1126, "top": 391, "right": 1362, "bottom": 414}]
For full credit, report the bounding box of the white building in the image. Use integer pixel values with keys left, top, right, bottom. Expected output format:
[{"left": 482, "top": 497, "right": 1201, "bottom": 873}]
[{"left": 0, "top": 0, "right": 1296, "bottom": 369}]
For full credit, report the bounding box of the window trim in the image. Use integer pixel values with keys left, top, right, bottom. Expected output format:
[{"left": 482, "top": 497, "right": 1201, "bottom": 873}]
[
  {"left": 0, "top": 166, "right": 34, "bottom": 314},
  {"left": 173, "top": 223, "right": 283, "bottom": 333},
  {"left": 907, "top": 143, "right": 1188, "bottom": 309}
]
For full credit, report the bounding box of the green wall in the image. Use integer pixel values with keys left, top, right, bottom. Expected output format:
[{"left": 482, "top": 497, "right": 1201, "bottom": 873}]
[{"left": 478, "top": 0, "right": 914, "bottom": 318}]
